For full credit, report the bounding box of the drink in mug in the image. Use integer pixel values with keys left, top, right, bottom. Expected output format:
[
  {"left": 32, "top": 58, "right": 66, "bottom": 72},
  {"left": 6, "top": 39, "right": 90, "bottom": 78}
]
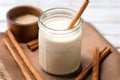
[{"left": 38, "top": 8, "right": 83, "bottom": 75}]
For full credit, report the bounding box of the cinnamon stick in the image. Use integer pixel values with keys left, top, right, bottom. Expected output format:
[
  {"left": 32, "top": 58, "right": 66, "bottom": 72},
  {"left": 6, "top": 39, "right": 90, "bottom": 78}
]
[
  {"left": 28, "top": 43, "right": 38, "bottom": 51},
  {"left": 75, "top": 47, "right": 111, "bottom": 80},
  {"left": 6, "top": 29, "right": 42, "bottom": 80},
  {"left": 26, "top": 39, "right": 38, "bottom": 51},
  {"left": 2, "top": 39, "right": 32, "bottom": 80},
  {"left": 26, "top": 39, "right": 38, "bottom": 47},
  {"left": 92, "top": 47, "right": 100, "bottom": 80},
  {"left": 68, "top": 0, "right": 89, "bottom": 29}
]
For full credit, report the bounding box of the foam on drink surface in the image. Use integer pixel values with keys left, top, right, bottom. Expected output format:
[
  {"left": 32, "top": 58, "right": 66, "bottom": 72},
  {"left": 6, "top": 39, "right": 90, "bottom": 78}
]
[{"left": 44, "top": 17, "right": 72, "bottom": 30}]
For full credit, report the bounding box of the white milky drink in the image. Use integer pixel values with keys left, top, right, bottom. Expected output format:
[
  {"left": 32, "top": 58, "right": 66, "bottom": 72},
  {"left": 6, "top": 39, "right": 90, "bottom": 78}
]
[{"left": 38, "top": 8, "right": 83, "bottom": 75}]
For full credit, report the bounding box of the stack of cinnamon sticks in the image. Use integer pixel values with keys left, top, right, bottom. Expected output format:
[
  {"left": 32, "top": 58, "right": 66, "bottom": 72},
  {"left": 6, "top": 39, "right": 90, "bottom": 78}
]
[
  {"left": 26, "top": 39, "right": 38, "bottom": 51},
  {"left": 3, "top": 29, "right": 42, "bottom": 80},
  {"left": 75, "top": 47, "right": 111, "bottom": 80}
]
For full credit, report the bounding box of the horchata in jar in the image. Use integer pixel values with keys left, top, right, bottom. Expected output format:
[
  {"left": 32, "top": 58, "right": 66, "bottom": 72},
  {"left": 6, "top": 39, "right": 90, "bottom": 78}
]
[{"left": 38, "top": 8, "right": 83, "bottom": 75}]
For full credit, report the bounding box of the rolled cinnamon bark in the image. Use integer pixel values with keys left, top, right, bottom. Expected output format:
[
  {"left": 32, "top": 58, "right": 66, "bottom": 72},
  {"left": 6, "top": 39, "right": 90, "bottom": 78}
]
[
  {"left": 26, "top": 39, "right": 38, "bottom": 51},
  {"left": 92, "top": 47, "right": 100, "bottom": 80}
]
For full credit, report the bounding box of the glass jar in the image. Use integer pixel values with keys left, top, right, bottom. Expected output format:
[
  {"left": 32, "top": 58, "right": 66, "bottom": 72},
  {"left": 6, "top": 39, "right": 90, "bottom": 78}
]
[{"left": 38, "top": 8, "right": 83, "bottom": 75}]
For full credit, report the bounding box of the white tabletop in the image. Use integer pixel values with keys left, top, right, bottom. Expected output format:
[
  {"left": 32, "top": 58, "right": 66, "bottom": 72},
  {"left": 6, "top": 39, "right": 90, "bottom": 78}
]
[{"left": 0, "top": 0, "right": 120, "bottom": 52}]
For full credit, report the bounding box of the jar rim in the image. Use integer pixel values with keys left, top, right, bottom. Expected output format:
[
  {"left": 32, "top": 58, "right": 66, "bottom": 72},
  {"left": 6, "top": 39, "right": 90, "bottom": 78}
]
[{"left": 38, "top": 7, "right": 83, "bottom": 33}]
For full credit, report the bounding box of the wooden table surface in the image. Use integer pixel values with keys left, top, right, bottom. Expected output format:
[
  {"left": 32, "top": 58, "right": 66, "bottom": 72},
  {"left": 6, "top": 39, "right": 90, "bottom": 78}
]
[{"left": 0, "top": 0, "right": 120, "bottom": 79}]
